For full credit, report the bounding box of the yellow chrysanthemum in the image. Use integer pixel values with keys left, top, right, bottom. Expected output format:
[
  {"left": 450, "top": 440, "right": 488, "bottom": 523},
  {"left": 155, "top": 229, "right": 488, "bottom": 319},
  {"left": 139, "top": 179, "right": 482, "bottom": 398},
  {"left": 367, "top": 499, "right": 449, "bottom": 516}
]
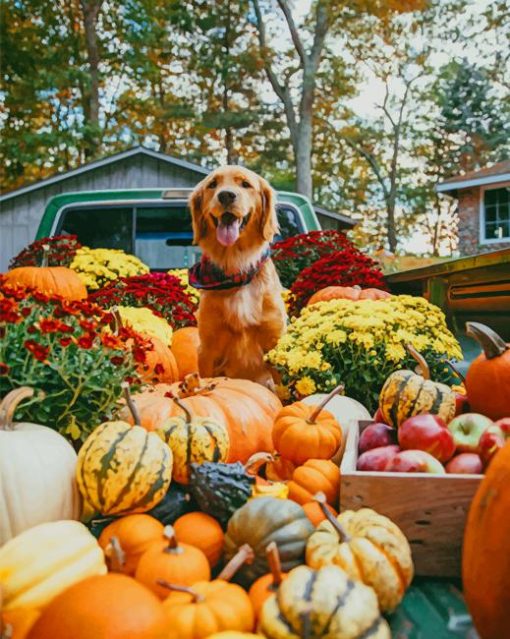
[
  {"left": 295, "top": 376, "right": 317, "bottom": 396},
  {"left": 70, "top": 247, "right": 149, "bottom": 290},
  {"left": 116, "top": 306, "right": 173, "bottom": 345}
]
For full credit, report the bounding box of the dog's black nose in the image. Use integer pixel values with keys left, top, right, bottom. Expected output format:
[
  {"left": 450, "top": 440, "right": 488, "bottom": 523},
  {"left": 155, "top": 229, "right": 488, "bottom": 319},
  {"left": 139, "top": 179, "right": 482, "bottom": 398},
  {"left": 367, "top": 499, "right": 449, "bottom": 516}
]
[{"left": 218, "top": 190, "right": 237, "bottom": 206}]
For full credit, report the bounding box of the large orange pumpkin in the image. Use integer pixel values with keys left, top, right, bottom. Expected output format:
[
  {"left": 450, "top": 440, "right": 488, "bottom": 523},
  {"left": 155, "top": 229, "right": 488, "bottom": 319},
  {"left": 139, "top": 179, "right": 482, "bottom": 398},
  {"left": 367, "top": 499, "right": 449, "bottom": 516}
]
[
  {"left": 172, "top": 327, "right": 200, "bottom": 379},
  {"left": 307, "top": 285, "right": 390, "bottom": 306},
  {"left": 272, "top": 387, "right": 343, "bottom": 466},
  {"left": 26, "top": 574, "right": 167, "bottom": 639},
  {"left": 465, "top": 322, "right": 510, "bottom": 421},
  {"left": 463, "top": 441, "right": 510, "bottom": 638},
  {"left": 287, "top": 459, "right": 340, "bottom": 507},
  {"left": 135, "top": 525, "right": 211, "bottom": 599},
  {"left": 4, "top": 266, "right": 87, "bottom": 301},
  {"left": 98, "top": 514, "right": 164, "bottom": 576},
  {"left": 126, "top": 374, "right": 281, "bottom": 463},
  {"left": 173, "top": 512, "right": 224, "bottom": 568}
]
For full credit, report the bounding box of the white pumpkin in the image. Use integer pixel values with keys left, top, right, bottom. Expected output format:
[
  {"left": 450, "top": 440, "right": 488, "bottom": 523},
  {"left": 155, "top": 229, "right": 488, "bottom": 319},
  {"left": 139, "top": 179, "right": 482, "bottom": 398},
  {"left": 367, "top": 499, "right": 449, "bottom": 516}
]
[
  {"left": 0, "top": 520, "right": 106, "bottom": 611},
  {"left": 0, "top": 387, "right": 81, "bottom": 546},
  {"left": 302, "top": 393, "right": 371, "bottom": 466}
]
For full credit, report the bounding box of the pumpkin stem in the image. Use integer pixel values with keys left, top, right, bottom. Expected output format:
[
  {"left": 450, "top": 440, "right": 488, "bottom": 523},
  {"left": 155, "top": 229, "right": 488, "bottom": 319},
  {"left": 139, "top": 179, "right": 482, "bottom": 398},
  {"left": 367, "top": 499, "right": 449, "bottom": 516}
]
[
  {"left": 105, "top": 536, "right": 126, "bottom": 573},
  {"left": 314, "top": 492, "right": 351, "bottom": 542},
  {"left": 266, "top": 541, "right": 283, "bottom": 587},
  {"left": 244, "top": 451, "right": 275, "bottom": 476},
  {"left": 445, "top": 359, "right": 466, "bottom": 385},
  {"left": 156, "top": 580, "right": 205, "bottom": 603},
  {"left": 172, "top": 397, "right": 193, "bottom": 424},
  {"left": 178, "top": 373, "right": 217, "bottom": 398},
  {"left": 41, "top": 244, "right": 50, "bottom": 267},
  {"left": 406, "top": 344, "right": 430, "bottom": 380},
  {"left": 307, "top": 384, "right": 345, "bottom": 424},
  {"left": 0, "top": 387, "right": 35, "bottom": 431},
  {"left": 111, "top": 306, "right": 123, "bottom": 333},
  {"left": 163, "top": 525, "right": 182, "bottom": 554},
  {"left": 217, "top": 544, "right": 254, "bottom": 581},
  {"left": 466, "top": 322, "right": 508, "bottom": 359},
  {"left": 121, "top": 382, "right": 141, "bottom": 427}
]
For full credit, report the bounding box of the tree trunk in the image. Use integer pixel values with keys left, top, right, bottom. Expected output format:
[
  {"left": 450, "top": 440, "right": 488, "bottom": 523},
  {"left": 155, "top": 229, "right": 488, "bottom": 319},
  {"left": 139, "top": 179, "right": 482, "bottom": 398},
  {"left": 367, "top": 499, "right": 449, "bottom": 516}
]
[
  {"left": 293, "top": 119, "right": 313, "bottom": 200},
  {"left": 80, "top": 0, "right": 103, "bottom": 154}
]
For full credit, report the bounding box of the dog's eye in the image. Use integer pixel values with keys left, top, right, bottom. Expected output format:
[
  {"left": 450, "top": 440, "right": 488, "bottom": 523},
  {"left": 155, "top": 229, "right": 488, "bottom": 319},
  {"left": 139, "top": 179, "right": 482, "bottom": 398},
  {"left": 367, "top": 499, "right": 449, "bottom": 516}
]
[
  {"left": 241, "top": 180, "right": 252, "bottom": 188},
  {"left": 207, "top": 180, "right": 217, "bottom": 189}
]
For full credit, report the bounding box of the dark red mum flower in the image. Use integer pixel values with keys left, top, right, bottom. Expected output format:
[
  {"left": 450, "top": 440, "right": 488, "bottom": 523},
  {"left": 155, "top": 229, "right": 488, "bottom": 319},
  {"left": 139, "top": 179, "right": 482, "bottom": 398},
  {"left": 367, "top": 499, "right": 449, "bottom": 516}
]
[{"left": 24, "top": 340, "right": 50, "bottom": 362}]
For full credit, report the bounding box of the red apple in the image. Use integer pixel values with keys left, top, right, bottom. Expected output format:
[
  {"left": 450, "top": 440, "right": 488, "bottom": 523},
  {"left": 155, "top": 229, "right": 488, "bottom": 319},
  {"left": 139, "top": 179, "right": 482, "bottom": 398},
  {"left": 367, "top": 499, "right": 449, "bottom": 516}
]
[
  {"left": 357, "top": 445, "right": 400, "bottom": 471},
  {"left": 479, "top": 418, "right": 510, "bottom": 467},
  {"left": 454, "top": 392, "right": 470, "bottom": 416},
  {"left": 385, "top": 449, "right": 445, "bottom": 474},
  {"left": 445, "top": 453, "right": 483, "bottom": 475},
  {"left": 358, "top": 422, "right": 397, "bottom": 454},
  {"left": 447, "top": 413, "right": 493, "bottom": 453},
  {"left": 398, "top": 414, "right": 456, "bottom": 462},
  {"left": 373, "top": 407, "right": 387, "bottom": 424}
]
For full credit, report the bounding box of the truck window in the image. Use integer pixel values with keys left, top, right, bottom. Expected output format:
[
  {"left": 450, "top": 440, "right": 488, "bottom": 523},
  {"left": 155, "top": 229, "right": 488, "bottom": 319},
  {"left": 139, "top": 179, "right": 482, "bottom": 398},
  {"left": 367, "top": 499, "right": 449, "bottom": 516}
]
[
  {"left": 58, "top": 206, "right": 133, "bottom": 252},
  {"left": 135, "top": 205, "right": 200, "bottom": 270},
  {"left": 275, "top": 205, "right": 304, "bottom": 241}
]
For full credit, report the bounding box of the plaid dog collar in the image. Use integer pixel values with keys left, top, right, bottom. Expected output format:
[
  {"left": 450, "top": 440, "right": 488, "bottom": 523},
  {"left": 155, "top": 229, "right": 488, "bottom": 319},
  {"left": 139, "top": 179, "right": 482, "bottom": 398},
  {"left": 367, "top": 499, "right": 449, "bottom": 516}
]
[{"left": 189, "top": 249, "right": 271, "bottom": 291}]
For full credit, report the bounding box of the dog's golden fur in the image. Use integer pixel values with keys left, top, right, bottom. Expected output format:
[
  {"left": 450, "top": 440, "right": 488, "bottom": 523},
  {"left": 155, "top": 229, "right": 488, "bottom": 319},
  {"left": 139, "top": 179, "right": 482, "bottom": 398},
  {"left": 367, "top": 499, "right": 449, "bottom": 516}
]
[{"left": 189, "top": 165, "right": 286, "bottom": 387}]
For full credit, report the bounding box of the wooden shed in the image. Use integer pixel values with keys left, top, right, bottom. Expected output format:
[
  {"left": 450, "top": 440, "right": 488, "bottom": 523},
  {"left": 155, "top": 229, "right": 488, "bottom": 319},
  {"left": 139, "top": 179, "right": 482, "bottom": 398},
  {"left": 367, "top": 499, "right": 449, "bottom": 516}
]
[{"left": 0, "top": 146, "right": 209, "bottom": 271}]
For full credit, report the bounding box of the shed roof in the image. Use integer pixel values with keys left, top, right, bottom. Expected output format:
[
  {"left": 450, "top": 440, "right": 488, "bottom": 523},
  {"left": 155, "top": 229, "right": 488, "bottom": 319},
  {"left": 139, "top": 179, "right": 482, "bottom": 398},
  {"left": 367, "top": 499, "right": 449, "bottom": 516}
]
[
  {"left": 0, "top": 146, "right": 210, "bottom": 204},
  {"left": 436, "top": 159, "right": 510, "bottom": 195},
  {"left": 313, "top": 204, "right": 356, "bottom": 228}
]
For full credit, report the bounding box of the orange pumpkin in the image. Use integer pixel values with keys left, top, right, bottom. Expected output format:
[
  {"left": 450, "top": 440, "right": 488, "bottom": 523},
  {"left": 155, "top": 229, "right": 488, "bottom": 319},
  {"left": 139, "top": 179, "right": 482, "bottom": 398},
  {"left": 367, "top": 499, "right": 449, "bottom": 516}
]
[
  {"left": 4, "top": 266, "right": 87, "bottom": 301},
  {"left": 172, "top": 327, "right": 200, "bottom": 379},
  {"left": 161, "top": 580, "right": 254, "bottom": 639},
  {"left": 141, "top": 336, "right": 180, "bottom": 384},
  {"left": 248, "top": 543, "right": 287, "bottom": 620},
  {"left": 2, "top": 609, "right": 40, "bottom": 639},
  {"left": 265, "top": 456, "right": 296, "bottom": 482},
  {"left": 287, "top": 459, "right": 340, "bottom": 506},
  {"left": 173, "top": 512, "right": 224, "bottom": 568},
  {"left": 135, "top": 525, "right": 211, "bottom": 599},
  {"left": 26, "top": 574, "right": 166, "bottom": 639},
  {"left": 98, "top": 514, "right": 164, "bottom": 576},
  {"left": 463, "top": 441, "right": 510, "bottom": 638},
  {"left": 307, "top": 285, "right": 390, "bottom": 306},
  {"left": 272, "top": 386, "right": 343, "bottom": 466},
  {"left": 465, "top": 322, "right": 510, "bottom": 421},
  {"left": 302, "top": 501, "right": 338, "bottom": 527},
  {"left": 127, "top": 374, "right": 282, "bottom": 463}
]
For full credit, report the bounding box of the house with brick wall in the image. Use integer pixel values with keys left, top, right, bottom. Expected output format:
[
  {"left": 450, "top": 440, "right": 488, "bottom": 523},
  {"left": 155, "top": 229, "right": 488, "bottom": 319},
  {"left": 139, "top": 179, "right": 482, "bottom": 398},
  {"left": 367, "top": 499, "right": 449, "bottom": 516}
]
[{"left": 436, "top": 160, "right": 510, "bottom": 256}]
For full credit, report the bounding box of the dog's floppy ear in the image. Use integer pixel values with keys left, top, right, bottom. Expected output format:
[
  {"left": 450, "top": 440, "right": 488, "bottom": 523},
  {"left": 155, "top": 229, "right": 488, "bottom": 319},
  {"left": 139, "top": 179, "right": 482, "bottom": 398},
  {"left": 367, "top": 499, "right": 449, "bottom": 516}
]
[
  {"left": 189, "top": 182, "right": 207, "bottom": 245},
  {"left": 259, "top": 176, "right": 279, "bottom": 242}
]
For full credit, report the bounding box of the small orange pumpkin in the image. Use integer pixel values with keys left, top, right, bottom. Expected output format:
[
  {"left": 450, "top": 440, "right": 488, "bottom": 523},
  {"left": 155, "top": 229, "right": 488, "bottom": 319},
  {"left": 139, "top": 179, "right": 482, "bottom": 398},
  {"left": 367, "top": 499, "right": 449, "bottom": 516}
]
[
  {"left": 272, "top": 386, "right": 343, "bottom": 466},
  {"left": 172, "top": 327, "right": 200, "bottom": 379},
  {"left": 464, "top": 322, "right": 510, "bottom": 421},
  {"left": 98, "top": 514, "right": 164, "bottom": 576},
  {"left": 2, "top": 608, "right": 40, "bottom": 639},
  {"left": 135, "top": 525, "right": 210, "bottom": 599},
  {"left": 308, "top": 285, "right": 390, "bottom": 306},
  {"left": 141, "top": 336, "right": 180, "bottom": 384},
  {"left": 248, "top": 543, "right": 287, "bottom": 619},
  {"left": 265, "top": 456, "right": 296, "bottom": 482},
  {"left": 287, "top": 459, "right": 340, "bottom": 506},
  {"left": 302, "top": 501, "right": 338, "bottom": 527},
  {"left": 173, "top": 512, "right": 224, "bottom": 568}
]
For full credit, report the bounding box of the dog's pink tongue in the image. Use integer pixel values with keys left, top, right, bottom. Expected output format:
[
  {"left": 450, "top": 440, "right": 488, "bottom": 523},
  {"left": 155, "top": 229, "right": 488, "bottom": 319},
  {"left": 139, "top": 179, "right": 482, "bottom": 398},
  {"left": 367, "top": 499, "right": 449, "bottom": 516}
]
[{"left": 216, "top": 221, "right": 240, "bottom": 246}]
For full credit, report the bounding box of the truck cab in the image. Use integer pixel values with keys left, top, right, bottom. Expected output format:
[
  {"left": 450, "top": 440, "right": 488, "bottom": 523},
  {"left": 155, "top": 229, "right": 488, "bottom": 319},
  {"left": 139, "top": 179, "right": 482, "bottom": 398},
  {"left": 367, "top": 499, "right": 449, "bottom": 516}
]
[{"left": 35, "top": 188, "right": 321, "bottom": 271}]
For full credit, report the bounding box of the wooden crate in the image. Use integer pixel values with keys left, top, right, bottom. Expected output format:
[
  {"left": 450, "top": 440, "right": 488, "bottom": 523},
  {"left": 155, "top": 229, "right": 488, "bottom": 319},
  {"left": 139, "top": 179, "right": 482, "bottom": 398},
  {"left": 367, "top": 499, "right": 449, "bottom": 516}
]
[{"left": 339, "top": 422, "right": 483, "bottom": 578}]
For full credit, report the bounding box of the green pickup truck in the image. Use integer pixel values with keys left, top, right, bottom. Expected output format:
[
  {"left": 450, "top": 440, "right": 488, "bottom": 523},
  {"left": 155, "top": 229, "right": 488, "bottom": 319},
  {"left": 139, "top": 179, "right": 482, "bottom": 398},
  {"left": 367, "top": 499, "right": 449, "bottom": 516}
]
[{"left": 35, "top": 188, "right": 321, "bottom": 270}]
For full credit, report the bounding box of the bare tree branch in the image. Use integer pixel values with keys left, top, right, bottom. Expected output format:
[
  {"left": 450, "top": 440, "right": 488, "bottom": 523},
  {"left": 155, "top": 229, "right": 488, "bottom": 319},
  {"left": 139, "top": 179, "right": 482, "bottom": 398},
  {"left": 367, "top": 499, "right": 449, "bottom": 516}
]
[{"left": 276, "top": 0, "right": 307, "bottom": 68}]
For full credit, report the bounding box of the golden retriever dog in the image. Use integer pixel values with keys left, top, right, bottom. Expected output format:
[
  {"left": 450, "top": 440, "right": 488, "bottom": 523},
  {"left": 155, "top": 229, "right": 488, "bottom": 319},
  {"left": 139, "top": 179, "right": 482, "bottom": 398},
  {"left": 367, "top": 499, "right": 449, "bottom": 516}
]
[{"left": 188, "top": 166, "right": 286, "bottom": 387}]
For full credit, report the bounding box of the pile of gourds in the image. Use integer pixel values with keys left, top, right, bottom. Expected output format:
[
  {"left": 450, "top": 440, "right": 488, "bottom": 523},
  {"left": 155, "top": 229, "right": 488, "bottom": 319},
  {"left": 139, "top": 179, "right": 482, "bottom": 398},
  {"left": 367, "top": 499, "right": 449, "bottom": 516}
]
[{"left": 0, "top": 380, "right": 417, "bottom": 639}]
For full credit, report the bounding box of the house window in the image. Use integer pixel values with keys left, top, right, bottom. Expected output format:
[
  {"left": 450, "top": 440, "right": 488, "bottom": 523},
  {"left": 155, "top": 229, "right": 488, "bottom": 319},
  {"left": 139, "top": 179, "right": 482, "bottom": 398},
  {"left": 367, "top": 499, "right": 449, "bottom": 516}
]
[{"left": 483, "top": 187, "right": 510, "bottom": 241}]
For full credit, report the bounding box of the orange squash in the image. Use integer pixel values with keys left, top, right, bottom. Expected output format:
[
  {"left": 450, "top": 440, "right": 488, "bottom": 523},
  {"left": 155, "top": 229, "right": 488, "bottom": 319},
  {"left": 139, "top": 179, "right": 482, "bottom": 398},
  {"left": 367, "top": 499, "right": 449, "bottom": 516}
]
[
  {"left": 172, "top": 327, "right": 200, "bottom": 379},
  {"left": 302, "top": 501, "right": 338, "bottom": 527},
  {"left": 173, "top": 512, "right": 224, "bottom": 568},
  {"left": 272, "top": 386, "right": 343, "bottom": 466},
  {"left": 465, "top": 322, "right": 510, "bottom": 421},
  {"left": 307, "top": 285, "right": 390, "bottom": 306},
  {"left": 160, "top": 580, "right": 254, "bottom": 639},
  {"left": 287, "top": 459, "right": 340, "bottom": 506},
  {"left": 463, "top": 441, "right": 510, "bottom": 638},
  {"left": 26, "top": 574, "right": 166, "bottom": 639},
  {"left": 141, "top": 336, "right": 180, "bottom": 384},
  {"left": 127, "top": 374, "right": 281, "bottom": 463},
  {"left": 135, "top": 525, "right": 211, "bottom": 599},
  {"left": 98, "top": 514, "right": 164, "bottom": 576},
  {"left": 248, "top": 543, "right": 287, "bottom": 620},
  {"left": 2, "top": 609, "right": 40, "bottom": 639}
]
